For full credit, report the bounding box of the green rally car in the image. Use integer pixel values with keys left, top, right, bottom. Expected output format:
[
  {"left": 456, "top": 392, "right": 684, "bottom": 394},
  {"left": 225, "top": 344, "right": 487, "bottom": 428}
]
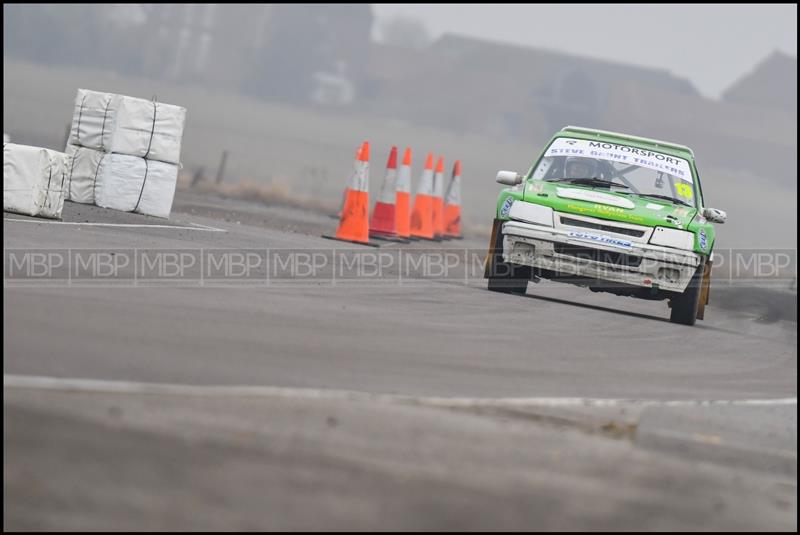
[{"left": 485, "top": 126, "right": 727, "bottom": 326}]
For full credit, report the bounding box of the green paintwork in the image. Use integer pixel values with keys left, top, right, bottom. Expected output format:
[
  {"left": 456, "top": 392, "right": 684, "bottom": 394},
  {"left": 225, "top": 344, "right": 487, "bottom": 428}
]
[{"left": 495, "top": 127, "right": 718, "bottom": 255}]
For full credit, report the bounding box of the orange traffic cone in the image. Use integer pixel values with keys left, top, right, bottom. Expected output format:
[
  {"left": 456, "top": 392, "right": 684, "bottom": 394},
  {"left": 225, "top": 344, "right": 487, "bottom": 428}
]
[
  {"left": 332, "top": 145, "right": 362, "bottom": 220},
  {"left": 444, "top": 160, "right": 463, "bottom": 239},
  {"left": 410, "top": 153, "right": 436, "bottom": 240},
  {"left": 431, "top": 156, "right": 445, "bottom": 240},
  {"left": 369, "top": 146, "right": 399, "bottom": 238},
  {"left": 395, "top": 147, "right": 412, "bottom": 239},
  {"left": 323, "top": 141, "right": 379, "bottom": 247}
]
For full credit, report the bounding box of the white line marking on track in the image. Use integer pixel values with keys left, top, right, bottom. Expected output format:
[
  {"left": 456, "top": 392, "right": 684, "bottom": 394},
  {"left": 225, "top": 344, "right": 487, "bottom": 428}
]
[
  {"left": 4, "top": 375, "right": 796, "bottom": 408},
  {"left": 3, "top": 218, "right": 227, "bottom": 232}
]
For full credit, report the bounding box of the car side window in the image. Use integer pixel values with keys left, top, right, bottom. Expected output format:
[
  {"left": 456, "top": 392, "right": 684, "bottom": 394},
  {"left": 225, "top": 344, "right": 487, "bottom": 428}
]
[
  {"left": 532, "top": 157, "right": 555, "bottom": 180},
  {"left": 693, "top": 163, "right": 705, "bottom": 208}
]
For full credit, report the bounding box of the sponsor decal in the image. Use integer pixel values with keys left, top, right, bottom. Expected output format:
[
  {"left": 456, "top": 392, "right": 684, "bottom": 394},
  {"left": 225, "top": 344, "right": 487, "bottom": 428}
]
[
  {"left": 567, "top": 231, "right": 633, "bottom": 250},
  {"left": 556, "top": 187, "right": 635, "bottom": 209},
  {"left": 698, "top": 229, "right": 708, "bottom": 251},
  {"left": 675, "top": 183, "right": 694, "bottom": 200},
  {"left": 664, "top": 214, "right": 682, "bottom": 228},
  {"left": 499, "top": 196, "right": 515, "bottom": 218},
  {"left": 672, "top": 207, "right": 691, "bottom": 218},
  {"left": 594, "top": 204, "right": 624, "bottom": 214},
  {"left": 566, "top": 203, "right": 645, "bottom": 224},
  {"left": 545, "top": 138, "right": 693, "bottom": 183},
  {"left": 566, "top": 203, "right": 593, "bottom": 215},
  {"left": 528, "top": 181, "right": 545, "bottom": 194}
]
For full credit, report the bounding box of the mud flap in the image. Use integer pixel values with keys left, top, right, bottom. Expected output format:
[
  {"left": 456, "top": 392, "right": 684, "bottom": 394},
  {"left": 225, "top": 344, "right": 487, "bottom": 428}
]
[
  {"left": 483, "top": 218, "right": 504, "bottom": 279},
  {"left": 696, "top": 259, "right": 712, "bottom": 320}
]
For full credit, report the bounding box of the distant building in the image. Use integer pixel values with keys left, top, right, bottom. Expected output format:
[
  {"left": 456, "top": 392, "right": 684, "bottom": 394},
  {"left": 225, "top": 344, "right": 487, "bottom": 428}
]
[
  {"left": 365, "top": 33, "right": 699, "bottom": 142},
  {"left": 364, "top": 34, "right": 795, "bottom": 188},
  {"left": 722, "top": 51, "right": 797, "bottom": 113},
  {"left": 311, "top": 61, "right": 356, "bottom": 106}
]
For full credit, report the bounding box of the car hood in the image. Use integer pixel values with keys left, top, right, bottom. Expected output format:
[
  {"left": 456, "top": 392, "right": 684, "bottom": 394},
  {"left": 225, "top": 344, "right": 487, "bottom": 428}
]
[{"left": 523, "top": 180, "right": 697, "bottom": 229}]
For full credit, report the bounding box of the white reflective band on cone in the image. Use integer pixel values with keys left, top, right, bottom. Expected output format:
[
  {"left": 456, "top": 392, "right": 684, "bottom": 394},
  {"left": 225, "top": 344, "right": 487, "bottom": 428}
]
[
  {"left": 348, "top": 160, "right": 369, "bottom": 192},
  {"left": 416, "top": 168, "right": 434, "bottom": 196},
  {"left": 344, "top": 159, "right": 360, "bottom": 191},
  {"left": 396, "top": 164, "right": 411, "bottom": 193},
  {"left": 445, "top": 175, "right": 461, "bottom": 205},
  {"left": 432, "top": 171, "right": 444, "bottom": 197},
  {"left": 378, "top": 167, "right": 398, "bottom": 204}
]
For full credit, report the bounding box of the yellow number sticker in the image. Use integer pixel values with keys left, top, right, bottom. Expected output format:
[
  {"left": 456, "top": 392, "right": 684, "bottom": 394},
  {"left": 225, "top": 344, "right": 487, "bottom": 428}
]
[{"left": 675, "top": 183, "right": 694, "bottom": 199}]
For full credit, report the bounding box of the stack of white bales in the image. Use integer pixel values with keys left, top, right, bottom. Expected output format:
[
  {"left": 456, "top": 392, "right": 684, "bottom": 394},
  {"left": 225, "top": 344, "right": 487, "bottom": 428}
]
[
  {"left": 4, "top": 143, "right": 72, "bottom": 219},
  {"left": 65, "top": 89, "right": 186, "bottom": 218}
]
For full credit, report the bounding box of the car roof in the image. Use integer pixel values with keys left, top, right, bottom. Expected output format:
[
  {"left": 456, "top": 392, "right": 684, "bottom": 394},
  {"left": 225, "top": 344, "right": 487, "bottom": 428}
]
[{"left": 558, "top": 126, "right": 695, "bottom": 160}]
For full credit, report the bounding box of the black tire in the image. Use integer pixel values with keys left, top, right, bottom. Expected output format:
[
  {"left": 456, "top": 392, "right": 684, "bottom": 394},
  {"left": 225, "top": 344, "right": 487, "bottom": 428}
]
[
  {"left": 669, "top": 261, "right": 705, "bottom": 325},
  {"left": 488, "top": 275, "right": 529, "bottom": 294},
  {"left": 486, "top": 223, "right": 530, "bottom": 295}
]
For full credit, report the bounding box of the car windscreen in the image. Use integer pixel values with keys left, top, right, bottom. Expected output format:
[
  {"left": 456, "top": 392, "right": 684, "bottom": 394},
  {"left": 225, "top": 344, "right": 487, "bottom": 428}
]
[{"left": 530, "top": 137, "right": 697, "bottom": 207}]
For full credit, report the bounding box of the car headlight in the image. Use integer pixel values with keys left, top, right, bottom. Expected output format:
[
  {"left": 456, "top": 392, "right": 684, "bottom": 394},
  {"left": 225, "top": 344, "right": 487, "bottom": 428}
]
[
  {"left": 649, "top": 226, "right": 695, "bottom": 251},
  {"left": 508, "top": 201, "right": 554, "bottom": 227}
]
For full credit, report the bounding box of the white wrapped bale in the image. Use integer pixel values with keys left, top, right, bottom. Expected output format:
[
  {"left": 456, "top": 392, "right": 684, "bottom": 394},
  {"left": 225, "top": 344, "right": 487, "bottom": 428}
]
[
  {"left": 65, "top": 147, "right": 178, "bottom": 218},
  {"left": 65, "top": 147, "right": 177, "bottom": 218},
  {"left": 93, "top": 155, "right": 149, "bottom": 213},
  {"left": 95, "top": 155, "right": 178, "bottom": 218},
  {"left": 66, "top": 89, "right": 118, "bottom": 152},
  {"left": 3, "top": 143, "right": 71, "bottom": 219},
  {"left": 67, "top": 88, "right": 186, "bottom": 165},
  {"left": 64, "top": 145, "right": 105, "bottom": 204},
  {"left": 130, "top": 160, "right": 179, "bottom": 219}
]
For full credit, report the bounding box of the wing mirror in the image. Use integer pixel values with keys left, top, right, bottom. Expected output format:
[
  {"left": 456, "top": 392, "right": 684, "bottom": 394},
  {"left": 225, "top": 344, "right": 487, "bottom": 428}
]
[
  {"left": 496, "top": 170, "right": 523, "bottom": 186},
  {"left": 703, "top": 207, "right": 727, "bottom": 224}
]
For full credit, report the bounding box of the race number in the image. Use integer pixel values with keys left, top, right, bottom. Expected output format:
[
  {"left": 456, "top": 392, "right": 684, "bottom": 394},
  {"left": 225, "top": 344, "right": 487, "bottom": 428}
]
[{"left": 675, "top": 183, "right": 693, "bottom": 200}]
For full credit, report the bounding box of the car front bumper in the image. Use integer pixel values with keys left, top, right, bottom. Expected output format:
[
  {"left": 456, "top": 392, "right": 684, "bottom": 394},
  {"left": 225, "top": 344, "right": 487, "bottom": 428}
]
[{"left": 501, "top": 220, "right": 701, "bottom": 293}]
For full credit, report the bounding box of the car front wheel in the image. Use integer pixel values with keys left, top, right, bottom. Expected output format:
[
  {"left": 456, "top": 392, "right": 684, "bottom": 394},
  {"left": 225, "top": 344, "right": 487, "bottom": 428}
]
[
  {"left": 485, "top": 221, "right": 530, "bottom": 295},
  {"left": 669, "top": 260, "right": 705, "bottom": 325},
  {"left": 487, "top": 272, "right": 529, "bottom": 294}
]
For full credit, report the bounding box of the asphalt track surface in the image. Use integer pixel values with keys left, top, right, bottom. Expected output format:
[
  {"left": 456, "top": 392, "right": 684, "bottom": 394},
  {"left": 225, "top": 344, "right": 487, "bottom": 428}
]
[{"left": 4, "top": 192, "right": 797, "bottom": 530}]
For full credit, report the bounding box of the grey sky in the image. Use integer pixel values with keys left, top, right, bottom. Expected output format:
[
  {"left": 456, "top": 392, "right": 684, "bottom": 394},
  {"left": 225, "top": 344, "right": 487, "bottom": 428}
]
[{"left": 372, "top": 4, "right": 797, "bottom": 100}]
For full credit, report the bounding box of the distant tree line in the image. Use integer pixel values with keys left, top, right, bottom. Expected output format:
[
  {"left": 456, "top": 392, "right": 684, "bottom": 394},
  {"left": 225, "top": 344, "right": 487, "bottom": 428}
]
[
  {"left": 4, "top": 4, "right": 374, "bottom": 106},
  {"left": 4, "top": 5, "right": 150, "bottom": 74}
]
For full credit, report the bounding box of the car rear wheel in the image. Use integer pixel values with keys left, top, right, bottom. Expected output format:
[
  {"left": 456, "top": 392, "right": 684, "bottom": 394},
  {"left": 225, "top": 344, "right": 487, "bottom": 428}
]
[{"left": 669, "top": 261, "right": 705, "bottom": 325}]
